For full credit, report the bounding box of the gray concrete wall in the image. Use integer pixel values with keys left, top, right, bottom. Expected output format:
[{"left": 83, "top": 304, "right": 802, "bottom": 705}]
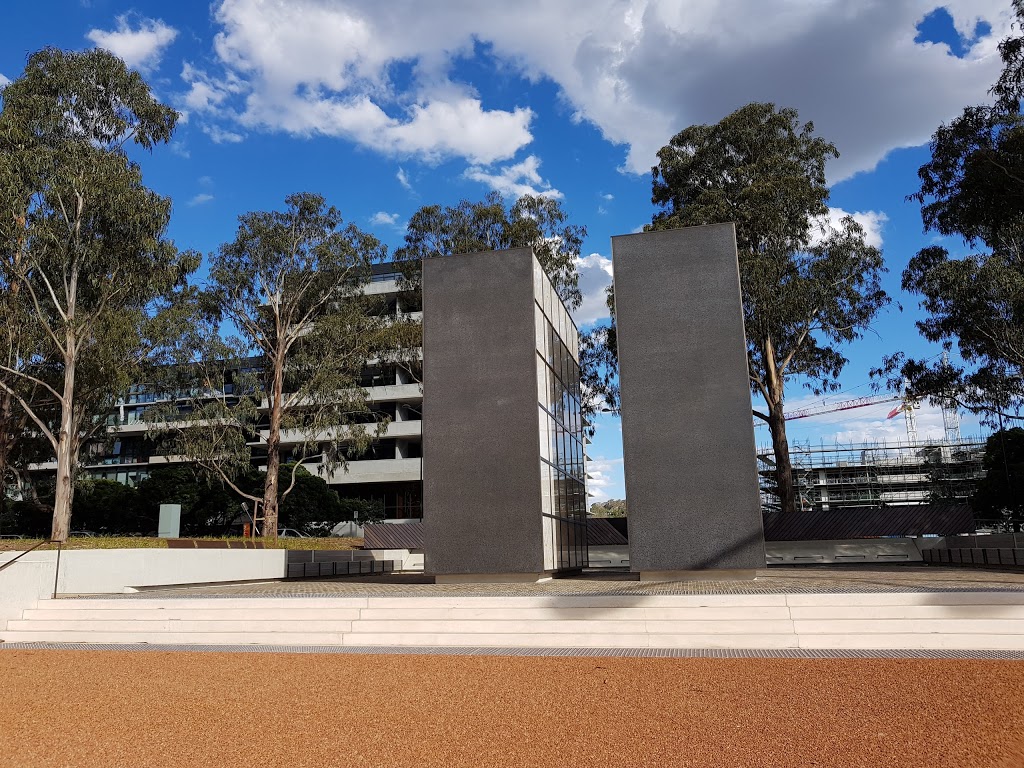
[
  {"left": 765, "top": 539, "right": 923, "bottom": 565},
  {"left": 422, "top": 249, "right": 545, "bottom": 575},
  {"left": 612, "top": 224, "right": 765, "bottom": 572},
  {"left": 0, "top": 549, "right": 288, "bottom": 628}
]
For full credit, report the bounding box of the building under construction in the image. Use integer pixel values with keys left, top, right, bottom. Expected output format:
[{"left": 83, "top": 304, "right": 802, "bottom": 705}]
[{"left": 756, "top": 437, "right": 988, "bottom": 514}]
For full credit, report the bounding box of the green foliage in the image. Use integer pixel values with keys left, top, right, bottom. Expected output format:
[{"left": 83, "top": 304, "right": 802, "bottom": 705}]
[
  {"left": 395, "top": 192, "right": 586, "bottom": 309},
  {"left": 71, "top": 478, "right": 149, "bottom": 534},
  {"left": 148, "top": 192, "right": 405, "bottom": 536},
  {"left": 588, "top": 103, "right": 889, "bottom": 514},
  {"left": 0, "top": 47, "right": 198, "bottom": 540},
  {"left": 338, "top": 497, "right": 386, "bottom": 525},
  {"left": 886, "top": 7, "right": 1024, "bottom": 423},
  {"left": 589, "top": 499, "right": 626, "bottom": 518},
  {"left": 273, "top": 464, "right": 342, "bottom": 532},
  {"left": 391, "top": 192, "right": 600, "bottom": 418},
  {"left": 647, "top": 103, "right": 888, "bottom": 398},
  {"left": 972, "top": 428, "right": 1024, "bottom": 528}
]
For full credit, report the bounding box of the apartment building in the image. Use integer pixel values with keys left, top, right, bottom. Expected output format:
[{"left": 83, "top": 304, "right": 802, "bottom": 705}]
[{"left": 76, "top": 263, "right": 425, "bottom": 520}]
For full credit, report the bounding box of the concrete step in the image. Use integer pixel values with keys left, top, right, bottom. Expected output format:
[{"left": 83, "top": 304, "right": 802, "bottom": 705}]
[
  {"left": 784, "top": 592, "right": 1024, "bottom": 607},
  {"left": 346, "top": 619, "right": 795, "bottom": 634},
  {"left": 21, "top": 605, "right": 793, "bottom": 622},
  {"left": 798, "top": 634, "right": 1024, "bottom": 650},
  {"left": 6, "top": 592, "right": 1024, "bottom": 651},
  {"left": 21, "top": 607, "right": 364, "bottom": 622},
  {"left": 30, "top": 597, "right": 371, "bottom": 610},
  {"left": 6, "top": 619, "right": 356, "bottom": 633},
  {"left": 793, "top": 619, "right": 1024, "bottom": 634},
  {"left": 790, "top": 605, "right": 1024, "bottom": 620}
]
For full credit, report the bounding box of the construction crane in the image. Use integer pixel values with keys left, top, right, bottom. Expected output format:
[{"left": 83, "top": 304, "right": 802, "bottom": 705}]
[
  {"left": 758, "top": 389, "right": 963, "bottom": 447},
  {"left": 755, "top": 392, "right": 923, "bottom": 444},
  {"left": 782, "top": 394, "right": 901, "bottom": 421}
]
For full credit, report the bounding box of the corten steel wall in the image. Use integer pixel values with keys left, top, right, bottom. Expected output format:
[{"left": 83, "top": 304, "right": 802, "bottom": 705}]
[
  {"left": 612, "top": 224, "right": 765, "bottom": 572},
  {"left": 422, "top": 248, "right": 545, "bottom": 575}
]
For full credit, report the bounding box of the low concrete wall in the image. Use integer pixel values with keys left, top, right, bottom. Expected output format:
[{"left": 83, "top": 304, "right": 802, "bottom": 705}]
[
  {"left": 919, "top": 533, "right": 1024, "bottom": 550},
  {"left": 923, "top": 546, "right": 1024, "bottom": 568},
  {"left": 587, "top": 546, "right": 630, "bottom": 567},
  {"left": 0, "top": 548, "right": 287, "bottom": 630},
  {"left": 765, "top": 539, "right": 923, "bottom": 565},
  {"left": 0, "top": 553, "right": 56, "bottom": 632},
  {"left": 287, "top": 548, "right": 424, "bottom": 571}
]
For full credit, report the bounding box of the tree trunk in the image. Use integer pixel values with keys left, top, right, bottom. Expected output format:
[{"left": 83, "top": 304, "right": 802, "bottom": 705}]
[
  {"left": 767, "top": 401, "right": 797, "bottom": 515},
  {"left": 0, "top": 389, "right": 14, "bottom": 505},
  {"left": 51, "top": 354, "right": 77, "bottom": 542},
  {"left": 261, "top": 354, "right": 285, "bottom": 540}
]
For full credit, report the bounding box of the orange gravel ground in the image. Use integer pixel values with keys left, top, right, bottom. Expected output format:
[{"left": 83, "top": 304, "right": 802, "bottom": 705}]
[{"left": 2, "top": 651, "right": 1024, "bottom": 768}]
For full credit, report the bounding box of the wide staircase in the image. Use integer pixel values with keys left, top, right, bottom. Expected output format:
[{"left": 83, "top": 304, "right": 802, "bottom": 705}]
[{"left": 4, "top": 591, "right": 1024, "bottom": 649}]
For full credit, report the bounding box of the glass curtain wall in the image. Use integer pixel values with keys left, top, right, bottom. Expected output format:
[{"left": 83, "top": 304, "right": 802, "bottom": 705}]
[{"left": 533, "top": 261, "right": 588, "bottom": 571}]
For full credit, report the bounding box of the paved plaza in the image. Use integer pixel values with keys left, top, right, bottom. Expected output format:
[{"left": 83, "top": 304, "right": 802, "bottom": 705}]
[{"left": 114, "top": 565, "right": 1024, "bottom": 598}]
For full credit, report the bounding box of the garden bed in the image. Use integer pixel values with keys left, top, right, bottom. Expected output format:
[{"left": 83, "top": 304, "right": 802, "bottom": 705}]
[{"left": 0, "top": 536, "right": 363, "bottom": 552}]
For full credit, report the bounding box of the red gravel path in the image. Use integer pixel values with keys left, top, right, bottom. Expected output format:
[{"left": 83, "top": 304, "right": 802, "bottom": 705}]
[{"left": 2, "top": 651, "right": 1023, "bottom": 767}]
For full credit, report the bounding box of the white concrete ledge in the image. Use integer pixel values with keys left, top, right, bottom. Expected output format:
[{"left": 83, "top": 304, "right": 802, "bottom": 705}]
[{"left": 6, "top": 591, "right": 1024, "bottom": 650}]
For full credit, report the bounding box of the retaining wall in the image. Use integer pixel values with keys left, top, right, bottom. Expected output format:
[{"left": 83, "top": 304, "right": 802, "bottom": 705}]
[{"left": 0, "top": 548, "right": 287, "bottom": 631}]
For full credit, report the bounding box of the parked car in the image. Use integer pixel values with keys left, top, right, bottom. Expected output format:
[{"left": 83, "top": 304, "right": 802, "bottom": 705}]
[{"left": 277, "top": 528, "right": 310, "bottom": 538}]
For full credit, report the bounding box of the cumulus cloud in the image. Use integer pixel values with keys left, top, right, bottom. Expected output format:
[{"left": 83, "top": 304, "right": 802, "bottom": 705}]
[
  {"left": 187, "top": 193, "right": 214, "bottom": 206},
  {"left": 754, "top": 390, "right": 974, "bottom": 448},
  {"left": 585, "top": 456, "right": 623, "bottom": 503},
  {"left": 573, "top": 253, "right": 614, "bottom": 326},
  {"left": 86, "top": 15, "right": 177, "bottom": 72},
  {"left": 202, "top": 124, "right": 245, "bottom": 144},
  {"left": 178, "top": 0, "right": 1014, "bottom": 181},
  {"left": 175, "top": 0, "right": 533, "bottom": 164},
  {"left": 0, "top": 73, "right": 10, "bottom": 87},
  {"left": 370, "top": 211, "right": 402, "bottom": 227},
  {"left": 811, "top": 207, "right": 889, "bottom": 249},
  {"left": 464, "top": 155, "right": 562, "bottom": 199},
  {"left": 396, "top": 167, "right": 412, "bottom": 191}
]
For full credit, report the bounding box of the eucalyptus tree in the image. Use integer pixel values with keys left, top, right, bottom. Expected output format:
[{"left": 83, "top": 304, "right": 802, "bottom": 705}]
[
  {"left": 0, "top": 48, "right": 197, "bottom": 540},
  {"left": 390, "top": 193, "right": 599, "bottom": 419},
  {"left": 595, "top": 103, "right": 888, "bottom": 515},
  {"left": 150, "top": 193, "right": 402, "bottom": 539},
  {"left": 395, "top": 192, "right": 585, "bottom": 310},
  {"left": 887, "top": 1, "right": 1024, "bottom": 423}
]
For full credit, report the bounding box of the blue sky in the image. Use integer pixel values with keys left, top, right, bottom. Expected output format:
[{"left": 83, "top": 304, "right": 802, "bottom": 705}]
[{"left": 0, "top": 0, "right": 1014, "bottom": 501}]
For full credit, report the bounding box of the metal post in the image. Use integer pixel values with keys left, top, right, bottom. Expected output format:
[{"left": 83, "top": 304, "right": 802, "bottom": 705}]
[{"left": 52, "top": 540, "right": 62, "bottom": 600}]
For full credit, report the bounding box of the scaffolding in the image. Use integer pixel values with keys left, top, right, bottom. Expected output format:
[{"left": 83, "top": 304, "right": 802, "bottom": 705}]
[{"left": 756, "top": 436, "right": 988, "bottom": 514}]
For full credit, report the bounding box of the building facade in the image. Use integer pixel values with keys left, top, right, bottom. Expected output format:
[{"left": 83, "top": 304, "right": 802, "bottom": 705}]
[
  {"left": 55, "top": 263, "right": 425, "bottom": 520},
  {"left": 756, "top": 438, "right": 988, "bottom": 514},
  {"left": 422, "top": 248, "right": 588, "bottom": 579}
]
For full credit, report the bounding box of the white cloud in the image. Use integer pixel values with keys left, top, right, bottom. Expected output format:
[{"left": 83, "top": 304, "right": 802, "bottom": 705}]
[
  {"left": 169, "top": 141, "right": 190, "bottom": 159},
  {"left": 396, "top": 167, "right": 412, "bottom": 191},
  {"left": 832, "top": 404, "right": 948, "bottom": 444},
  {"left": 186, "top": 0, "right": 1014, "bottom": 182},
  {"left": 601, "top": 193, "right": 614, "bottom": 201},
  {"left": 811, "top": 207, "right": 888, "bottom": 249},
  {"left": 86, "top": 15, "right": 178, "bottom": 72},
  {"left": 585, "top": 456, "right": 623, "bottom": 503},
  {"left": 370, "top": 211, "right": 402, "bottom": 227},
  {"left": 202, "top": 124, "right": 245, "bottom": 144},
  {"left": 187, "top": 193, "right": 214, "bottom": 206},
  {"left": 753, "top": 389, "right": 967, "bottom": 448},
  {"left": 176, "top": 0, "right": 534, "bottom": 164},
  {"left": 573, "top": 253, "right": 614, "bottom": 326},
  {"left": 0, "top": 73, "right": 10, "bottom": 88},
  {"left": 464, "top": 155, "right": 561, "bottom": 199}
]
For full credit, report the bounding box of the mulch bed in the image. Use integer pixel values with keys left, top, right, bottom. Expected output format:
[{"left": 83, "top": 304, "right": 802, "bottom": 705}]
[{"left": 2, "top": 650, "right": 1022, "bottom": 767}]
